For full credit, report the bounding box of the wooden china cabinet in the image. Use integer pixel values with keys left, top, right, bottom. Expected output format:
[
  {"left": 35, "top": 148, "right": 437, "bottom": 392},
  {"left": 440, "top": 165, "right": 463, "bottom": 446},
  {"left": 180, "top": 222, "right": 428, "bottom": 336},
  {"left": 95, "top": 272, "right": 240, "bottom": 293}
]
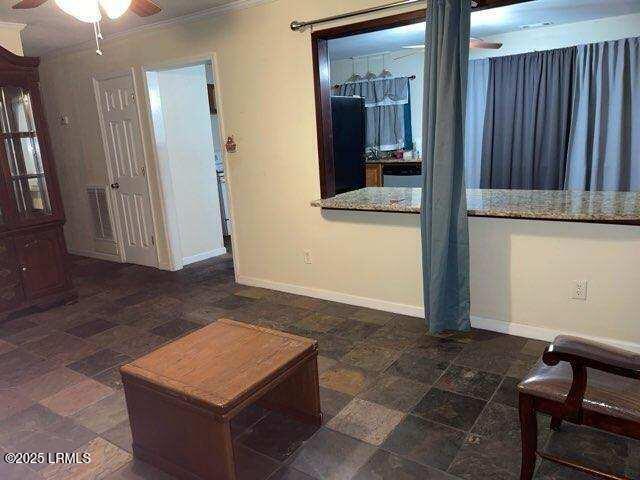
[{"left": 0, "top": 45, "right": 74, "bottom": 317}]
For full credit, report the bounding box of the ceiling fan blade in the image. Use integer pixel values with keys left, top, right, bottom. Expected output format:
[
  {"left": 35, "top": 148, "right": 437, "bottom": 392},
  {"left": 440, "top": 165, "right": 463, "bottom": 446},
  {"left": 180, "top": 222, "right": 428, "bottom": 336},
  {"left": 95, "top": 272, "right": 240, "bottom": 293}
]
[
  {"left": 130, "top": 0, "right": 162, "bottom": 17},
  {"left": 470, "top": 39, "right": 503, "bottom": 49},
  {"left": 12, "top": 0, "right": 48, "bottom": 9}
]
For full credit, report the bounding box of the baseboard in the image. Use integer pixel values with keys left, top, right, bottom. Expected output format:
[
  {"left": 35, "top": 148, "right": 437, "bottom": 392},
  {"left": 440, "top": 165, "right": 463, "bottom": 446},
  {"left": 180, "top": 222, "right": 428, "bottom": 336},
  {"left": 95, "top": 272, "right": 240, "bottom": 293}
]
[
  {"left": 471, "top": 315, "right": 640, "bottom": 353},
  {"left": 237, "top": 275, "right": 424, "bottom": 317},
  {"left": 68, "top": 248, "right": 122, "bottom": 263},
  {"left": 237, "top": 275, "right": 640, "bottom": 353},
  {"left": 183, "top": 247, "right": 228, "bottom": 266}
]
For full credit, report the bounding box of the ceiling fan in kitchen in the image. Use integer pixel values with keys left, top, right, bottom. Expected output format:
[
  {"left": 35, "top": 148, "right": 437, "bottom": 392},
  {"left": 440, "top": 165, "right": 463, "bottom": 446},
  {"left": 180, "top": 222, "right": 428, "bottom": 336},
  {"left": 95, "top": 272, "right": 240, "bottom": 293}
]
[
  {"left": 393, "top": 38, "right": 503, "bottom": 60},
  {"left": 12, "top": 0, "right": 162, "bottom": 55}
]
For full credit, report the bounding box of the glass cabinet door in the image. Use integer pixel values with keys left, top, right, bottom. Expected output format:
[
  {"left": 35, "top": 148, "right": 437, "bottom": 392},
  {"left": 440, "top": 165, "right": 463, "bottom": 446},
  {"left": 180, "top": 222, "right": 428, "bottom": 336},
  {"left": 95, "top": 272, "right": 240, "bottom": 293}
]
[{"left": 0, "top": 86, "right": 52, "bottom": 220}]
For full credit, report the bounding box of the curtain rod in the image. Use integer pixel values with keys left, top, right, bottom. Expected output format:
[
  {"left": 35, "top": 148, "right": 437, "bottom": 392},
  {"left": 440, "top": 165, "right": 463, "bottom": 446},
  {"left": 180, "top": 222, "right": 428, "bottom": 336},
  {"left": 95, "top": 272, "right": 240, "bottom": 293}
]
[{"left": 290, "top": 0, "right": 478, "bottom": 31}]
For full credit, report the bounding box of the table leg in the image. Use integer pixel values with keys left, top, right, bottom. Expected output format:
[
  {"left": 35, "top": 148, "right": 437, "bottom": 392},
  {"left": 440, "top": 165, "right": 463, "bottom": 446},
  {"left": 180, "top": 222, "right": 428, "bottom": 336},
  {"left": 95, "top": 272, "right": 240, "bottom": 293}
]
[{"left": 260, "top": 354, "right": 323, "bottom": 426}]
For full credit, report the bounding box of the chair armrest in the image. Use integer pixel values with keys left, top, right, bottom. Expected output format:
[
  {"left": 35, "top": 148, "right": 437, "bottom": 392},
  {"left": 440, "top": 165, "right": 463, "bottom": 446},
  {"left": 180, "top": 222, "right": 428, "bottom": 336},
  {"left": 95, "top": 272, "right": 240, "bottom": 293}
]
[{"left": 543, "top": 335, "right": 640, "bottom": 380}]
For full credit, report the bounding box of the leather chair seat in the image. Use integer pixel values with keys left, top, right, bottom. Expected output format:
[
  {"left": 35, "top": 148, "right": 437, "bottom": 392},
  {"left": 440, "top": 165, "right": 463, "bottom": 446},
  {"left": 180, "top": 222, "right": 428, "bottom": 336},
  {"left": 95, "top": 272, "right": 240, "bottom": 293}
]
[{"left": 519, "top": 360, "right": 640, "bottom": 423}]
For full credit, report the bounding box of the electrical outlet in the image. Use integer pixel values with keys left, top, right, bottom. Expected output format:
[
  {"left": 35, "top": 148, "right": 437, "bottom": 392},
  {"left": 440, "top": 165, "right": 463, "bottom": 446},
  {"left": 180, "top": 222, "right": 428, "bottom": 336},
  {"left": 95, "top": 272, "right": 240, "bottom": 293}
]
[
  {"left": 570, "top": 280, "right": 588, "bottom": 301},
  {"left": 303, "top": 250, "right": 312, "bottom": 265}
]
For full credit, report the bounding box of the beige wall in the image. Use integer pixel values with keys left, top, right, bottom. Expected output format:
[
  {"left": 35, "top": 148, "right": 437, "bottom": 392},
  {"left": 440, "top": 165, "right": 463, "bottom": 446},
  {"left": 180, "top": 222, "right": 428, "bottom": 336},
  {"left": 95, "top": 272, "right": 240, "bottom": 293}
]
[
  {"left": 39, "top": 0, "right": 640, "bottom": 350},
  {"left": 0, "top": 22, "right": 25, "bottom": 56}
]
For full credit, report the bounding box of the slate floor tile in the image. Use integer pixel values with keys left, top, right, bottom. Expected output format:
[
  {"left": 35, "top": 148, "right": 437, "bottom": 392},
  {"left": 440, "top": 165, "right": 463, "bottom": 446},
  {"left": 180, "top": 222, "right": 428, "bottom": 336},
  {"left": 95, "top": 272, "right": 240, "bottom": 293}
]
[
  {"left": 492, "top": 377, "right": 520, "bottom": 408},
  {"left": 340, "top": 344, "right": 400, "bottom": 372},
  {"left": 101, "top": 420, "right": 133, "bottom": 453},
  {"left": 412, "top": 388, "right": 486, "bottom": 431},
  {"left": 40, "top": 378, "right": 113, "bottom": 417},
  {"left": 68, "top": 349, "right": 131, "bottom": 378},
  {"left": 506, "top": 353, "right": 539, "bottom": 380},
  {"left": 317, "top": 333, "right": 356, "bottom": 360},
  {"left": 268, "top": 466, "right": 315, "bottom": 480},
  {"left": 150, "top": 319, "right": 202, "bottom": 340},
  {"left": 0, "top": 404, "right": 62, "bottom": 449},
  {"left": 0, "top": 338, "right": 15, "bottom": 354},
  {"left": 93, "top": 367, "right": 125, "bottom": 390},
  {"left": 334, "top": 320, "right": 381, "bottom": 342},
  {"left": 210, "top": 295, "right": 256, "bottom": 311},
  {"left": 0, "top": 317, "right": 39, "bottom": 339},
  {"left": 385, "top": 353, "right": 449, "bottom": 384},
  {"left": 409, "top": 336, "right": 466, "bottom": 362},
  {"left": 454, "top": 348, "right": 518, "bottom": 375},
  {"left": 320, "top": 387, "right": 352, "bottom": 421},
  {"left": 349, "top": 308, "right": 396, "bottom": 326},
  {"left": 0, "top": 388, "right": 35, "bottom": 421},
  {"left": 296, "top": 313, "right": 346, "bottom": 334},
  {"left": 365, "top": 325, "right": 422, "bottom": 350},
  {"left": 72, "top": 391, "right": 128, "bottom": 434},
  {"left": 13, "top": 418, "right": 96, "bottom": 471},
  {"left": 40, "top": 437, "right": 131, "bottom": 480},
  {"left": 104, "top": 459, "right": 175, "bottom": 480},
  {"left": 543, "top": 424, "right": 629, "bottom": 478},
  {"left": 290, "top": 428, "right": 377, "bottom": 480},
  {"left": 318, "top": 301, "right": 360, "bottom": 318},
  {"left": 66, "top": 319, "right": 116, "bottom": 339},
  {"left": 353, "top": 449, "right": 456, "bottom": 480},
  {"left": 17, "top": 367, "right": 87, "bottom": 402},
  {"left": 436, "top": 365, "right": 502, "bottom": 400},
  {"left": 382, "top": 414, "right": 465, "bottom": 471},
  {"left": 22, "top": 332, "right": 99, "bottom": 367},
  {"left": 327, "top": 398, "right": 404, "bottom": 446},
  {"left": 320, "top": 365, "right": 376, "bottom": 396},
  {"left": 0, "top": 348, "right": 53, "bottom": 388},
  {"left": 239, "top": 411, "right": 318, "bottom": 461},
  {"left": 357, "top": 374, "right": 428, "bottom": 412}
]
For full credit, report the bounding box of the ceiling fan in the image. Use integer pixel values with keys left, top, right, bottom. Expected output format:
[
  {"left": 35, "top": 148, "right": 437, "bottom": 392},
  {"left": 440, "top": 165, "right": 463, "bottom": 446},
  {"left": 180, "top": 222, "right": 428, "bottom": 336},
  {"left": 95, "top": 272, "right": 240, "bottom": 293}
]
[
  {"left": 12, "top": 0, "right": 162, "bottom": 55},
  {"left": 393, "top": 37, "right": 503, "bottom": 60}
]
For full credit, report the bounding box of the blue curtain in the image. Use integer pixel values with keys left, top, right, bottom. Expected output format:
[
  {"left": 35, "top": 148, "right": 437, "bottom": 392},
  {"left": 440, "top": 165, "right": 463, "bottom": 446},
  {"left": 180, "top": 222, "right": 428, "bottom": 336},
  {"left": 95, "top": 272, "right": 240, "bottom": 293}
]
[{"left": 421, "top": 0, "right": 471, "bottom": 333}]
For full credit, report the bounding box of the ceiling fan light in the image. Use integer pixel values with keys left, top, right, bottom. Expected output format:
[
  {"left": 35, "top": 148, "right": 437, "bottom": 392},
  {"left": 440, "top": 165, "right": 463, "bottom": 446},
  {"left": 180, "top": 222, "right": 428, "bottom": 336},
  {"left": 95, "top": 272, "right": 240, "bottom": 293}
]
[
  {"left": 55, "top": 0, "right": 102, "bottom": 23},
  {"left": 99, "top": 0, "right": 133, "bottom": 20}
]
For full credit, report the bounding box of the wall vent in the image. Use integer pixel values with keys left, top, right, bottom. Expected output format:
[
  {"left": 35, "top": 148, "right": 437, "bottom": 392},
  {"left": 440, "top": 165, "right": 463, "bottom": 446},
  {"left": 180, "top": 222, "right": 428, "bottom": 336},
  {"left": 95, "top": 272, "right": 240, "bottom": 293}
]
[{"left": 87, "top": 186, "right": 115, "bottom": 242}]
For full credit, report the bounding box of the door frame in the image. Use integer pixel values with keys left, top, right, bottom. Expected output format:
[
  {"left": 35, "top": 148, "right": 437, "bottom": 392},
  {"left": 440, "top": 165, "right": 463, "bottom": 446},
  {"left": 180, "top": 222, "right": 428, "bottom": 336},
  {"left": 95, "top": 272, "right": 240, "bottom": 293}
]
[
  {"left": 140, "top": 52, "right": 239, "bottom": 276},
  {"left": 92, "top": 68, "right": 160, "bottom": 267}
]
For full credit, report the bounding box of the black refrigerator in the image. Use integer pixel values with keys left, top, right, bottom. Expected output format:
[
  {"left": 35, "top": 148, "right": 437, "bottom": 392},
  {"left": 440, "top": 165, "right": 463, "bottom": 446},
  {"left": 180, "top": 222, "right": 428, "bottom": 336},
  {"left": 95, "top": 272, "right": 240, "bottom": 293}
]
[{"left": 331, "top": 96, "right": 366, "bottom": 194}]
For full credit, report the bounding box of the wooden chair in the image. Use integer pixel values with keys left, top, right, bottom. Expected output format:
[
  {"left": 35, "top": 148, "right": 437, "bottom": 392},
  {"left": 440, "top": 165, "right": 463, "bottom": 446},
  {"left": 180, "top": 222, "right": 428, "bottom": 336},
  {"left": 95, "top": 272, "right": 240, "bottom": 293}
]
[{"left": 518, "top": 335, "right": 640, "bottom": 479}]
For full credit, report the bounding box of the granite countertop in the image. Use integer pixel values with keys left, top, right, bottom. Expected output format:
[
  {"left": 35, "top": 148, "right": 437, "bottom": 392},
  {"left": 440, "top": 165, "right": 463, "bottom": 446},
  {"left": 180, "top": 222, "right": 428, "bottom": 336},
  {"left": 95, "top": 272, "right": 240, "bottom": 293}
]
[
  {"left": 365, "top": 157, "right": 422, "bottom": 164},
  {"left": 311, "top": 187, "right": 640, "bottom": 224}
]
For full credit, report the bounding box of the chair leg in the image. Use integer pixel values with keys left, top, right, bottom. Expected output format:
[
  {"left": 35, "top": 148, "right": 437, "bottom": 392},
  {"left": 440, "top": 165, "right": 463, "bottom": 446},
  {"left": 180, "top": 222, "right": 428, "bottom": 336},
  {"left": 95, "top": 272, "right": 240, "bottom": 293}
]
[
  {"left": 550, "top": 415, "right": 563, "bottom": 431},
  {"left": 519, "top": 393, "right": 537, "bottom": 480}
]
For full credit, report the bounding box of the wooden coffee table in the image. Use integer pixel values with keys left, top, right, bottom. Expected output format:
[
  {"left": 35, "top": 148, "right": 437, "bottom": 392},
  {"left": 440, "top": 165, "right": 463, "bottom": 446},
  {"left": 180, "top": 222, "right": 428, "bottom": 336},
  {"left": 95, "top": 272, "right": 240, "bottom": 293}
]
[{"left": 120, "top": 319, "right": 321, "bottom": 480}]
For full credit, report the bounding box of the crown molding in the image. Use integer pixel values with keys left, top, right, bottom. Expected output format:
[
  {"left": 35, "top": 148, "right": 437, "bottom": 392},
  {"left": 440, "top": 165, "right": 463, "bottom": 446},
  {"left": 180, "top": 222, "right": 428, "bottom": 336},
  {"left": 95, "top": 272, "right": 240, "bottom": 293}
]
[
  {"left": 0, "top": 21, "right": 27, "bottom": 32},
  {"left": 43, "top": 0, "right": 276, "bottom": 59}
]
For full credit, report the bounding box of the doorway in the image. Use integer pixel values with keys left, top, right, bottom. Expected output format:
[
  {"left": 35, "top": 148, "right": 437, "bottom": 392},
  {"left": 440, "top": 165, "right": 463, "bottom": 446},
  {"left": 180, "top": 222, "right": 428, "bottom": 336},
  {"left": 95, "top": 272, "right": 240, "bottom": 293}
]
[
  {"left": 94, "top": 71, "right": 159, "bottom": 268},
  {"left": 145, "top": 60, "right": 230, "bottom": 271}
]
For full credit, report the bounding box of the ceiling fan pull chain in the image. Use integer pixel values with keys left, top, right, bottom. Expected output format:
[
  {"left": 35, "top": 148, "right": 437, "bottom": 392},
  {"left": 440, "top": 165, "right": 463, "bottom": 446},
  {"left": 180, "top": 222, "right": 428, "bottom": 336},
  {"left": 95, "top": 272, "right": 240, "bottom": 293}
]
[{"left": 93, "top": 20, "right": 103, "bottom": 56}]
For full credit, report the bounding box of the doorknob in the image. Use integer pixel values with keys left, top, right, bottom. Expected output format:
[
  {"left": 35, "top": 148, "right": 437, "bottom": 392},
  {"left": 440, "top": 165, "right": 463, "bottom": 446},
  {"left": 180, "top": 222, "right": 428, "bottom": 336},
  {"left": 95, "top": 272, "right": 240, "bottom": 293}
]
[{"left": 110, "top": 182, "right": 120, "bottom": 190}]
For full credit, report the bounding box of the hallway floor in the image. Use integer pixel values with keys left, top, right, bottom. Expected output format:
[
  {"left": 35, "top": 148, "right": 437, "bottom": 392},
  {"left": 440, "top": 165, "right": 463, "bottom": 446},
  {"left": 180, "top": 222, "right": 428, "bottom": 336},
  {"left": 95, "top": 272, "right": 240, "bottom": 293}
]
[{"left": 1, "top": 254, "right": 637, "bottom": 480}]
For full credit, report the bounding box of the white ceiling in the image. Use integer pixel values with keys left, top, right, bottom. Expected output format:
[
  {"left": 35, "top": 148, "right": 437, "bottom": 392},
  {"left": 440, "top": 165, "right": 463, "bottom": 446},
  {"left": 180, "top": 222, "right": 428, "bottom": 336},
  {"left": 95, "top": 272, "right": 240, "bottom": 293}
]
[
  {"left": 329, "top": 0, "right": 640, "bottom": 60},
  {"left": 0, "top": 0, "right": 240, "bottom": 56}
]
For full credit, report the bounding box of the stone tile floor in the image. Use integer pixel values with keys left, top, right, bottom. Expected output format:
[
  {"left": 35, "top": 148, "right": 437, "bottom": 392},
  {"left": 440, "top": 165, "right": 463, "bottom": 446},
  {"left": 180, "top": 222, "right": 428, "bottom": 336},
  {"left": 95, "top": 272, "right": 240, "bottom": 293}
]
[{"left": 0, "top": 254, "right": 638, "bottom": 480}]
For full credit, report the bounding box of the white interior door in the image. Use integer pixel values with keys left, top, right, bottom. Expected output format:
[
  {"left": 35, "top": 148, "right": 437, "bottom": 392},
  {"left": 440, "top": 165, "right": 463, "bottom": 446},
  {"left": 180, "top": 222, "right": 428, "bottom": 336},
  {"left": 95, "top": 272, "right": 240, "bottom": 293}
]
[{"left": 95, "top": 73, "right": 158, "bottom": 267}]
